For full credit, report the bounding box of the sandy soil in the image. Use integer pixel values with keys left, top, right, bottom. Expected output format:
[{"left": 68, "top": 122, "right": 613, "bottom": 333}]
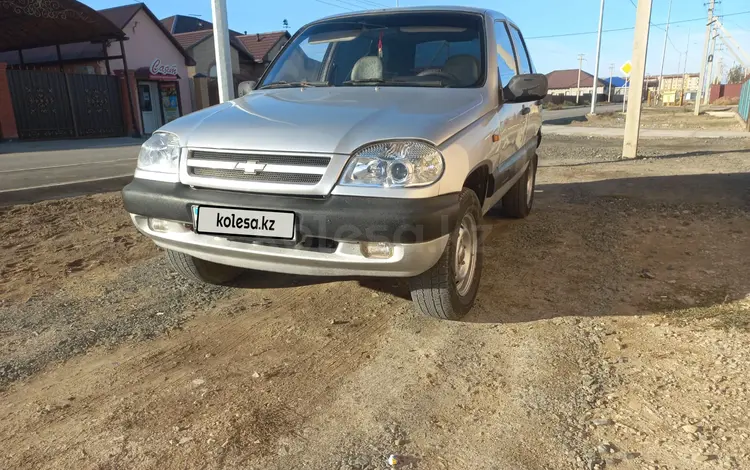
[
  {"left": 1, "top": 136, "right": 749, "bottom": 470},
  {"left": 0, "top": 194, "right": 158, "bottom": 303},
  {"left": 571, "top": 108, "right": 745, "bottom": 131}
]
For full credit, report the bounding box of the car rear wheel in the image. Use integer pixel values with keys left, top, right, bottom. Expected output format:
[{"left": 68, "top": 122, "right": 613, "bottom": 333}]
[
  {"left": 501, "top": 155, "right": 537, "bottom": 218},
  {"left": 408, "top": 188, "right": 483, "bottom": 320},
  {"left": 166, "top": 249, "right": 243, "bottom": 285}
]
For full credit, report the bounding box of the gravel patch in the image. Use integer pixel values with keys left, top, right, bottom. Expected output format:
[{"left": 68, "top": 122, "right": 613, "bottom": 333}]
[{"left": 0, "top": 257, "right": 235, "bottom": 388}]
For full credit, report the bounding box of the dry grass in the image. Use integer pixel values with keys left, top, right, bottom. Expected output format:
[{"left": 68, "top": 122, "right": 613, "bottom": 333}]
[
  {"left": 713, "top": 96, "right": 740, "bottom": 106},
  {"left": 666, "top": 299, "right": 750, "bottom": 331}
]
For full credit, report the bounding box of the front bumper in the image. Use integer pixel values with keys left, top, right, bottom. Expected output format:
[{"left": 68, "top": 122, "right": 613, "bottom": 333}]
[{"left": 122, "top": 179, "right": 457, "bottom": 277}]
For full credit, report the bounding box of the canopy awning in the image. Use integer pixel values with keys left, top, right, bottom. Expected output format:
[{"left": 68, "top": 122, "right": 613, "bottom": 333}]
[{"left": 0, "top": 0, "right": 125, "bottom": 52}]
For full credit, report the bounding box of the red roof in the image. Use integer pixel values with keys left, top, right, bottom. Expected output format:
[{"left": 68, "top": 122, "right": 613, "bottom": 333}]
[
  {"left": 173, "top": 30, "right": 213, "bottom": 49},
  {"left": 546, "top": 69, "right": 606, "bottom": 89},
  {"left": 237, "top": 31, "right": 289, "bottom": 63}
]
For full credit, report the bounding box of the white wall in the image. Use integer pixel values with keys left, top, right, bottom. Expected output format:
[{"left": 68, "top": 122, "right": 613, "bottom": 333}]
[
  {"left": 548, "top": 86, "right": 606, "bottom": 96},
  {"left": 107, "top": 9, "right": 192, "bottom": 114}
]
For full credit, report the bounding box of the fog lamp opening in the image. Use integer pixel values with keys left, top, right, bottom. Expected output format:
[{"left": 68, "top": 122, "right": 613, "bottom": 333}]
[
  {"left": 360, "top": 242, "right": 394, "bottom": 259},
  {"left": 148, "top": 218, "right": 191, "bottom": 233}
]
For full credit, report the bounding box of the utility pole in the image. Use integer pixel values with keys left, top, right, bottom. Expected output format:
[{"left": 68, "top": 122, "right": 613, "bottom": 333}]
[
  {"left": 681, "top": 28, "right": 691, "bottom": 106},
  {"left": 576, "top": 54, "right": 585, "bottom": 104},
  {"left": 590, "top": 0, "right": 606, "bottom": 114},
  {"left": 608, "top": 63, "right": 614, "bottom": 102},
  {"left": 211, "top": 0, "right": 234, "bottom": 102},
  {"left": 704, "top": 25, "right": 718, "bottom": 105},
  {"left": 657, "top": 0, "right": 673, "bottom": 106},
  {"left": 622, "top": 0, "right": 653, "bottom": 159},
  {"left": 694, "top": 0, "right": 714, "bottom": 115}
]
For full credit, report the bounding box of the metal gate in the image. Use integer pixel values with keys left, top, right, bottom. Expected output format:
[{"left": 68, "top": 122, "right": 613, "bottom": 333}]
[{"left": 7, "top": 69, "right": 125, "bottom": 139}]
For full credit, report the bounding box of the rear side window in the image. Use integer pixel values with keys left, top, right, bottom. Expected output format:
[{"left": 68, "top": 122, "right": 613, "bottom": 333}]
[
  {"left": 508, "top": 26, "right": 533, "bottom": 74},
  {"left": 493, "top": 21, "right": 518, "bottom": 86}
]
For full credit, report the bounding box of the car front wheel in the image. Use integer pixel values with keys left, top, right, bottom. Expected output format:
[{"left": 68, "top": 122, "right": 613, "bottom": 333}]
[
  {"left": 409, "top": 188, "right": 483, "bottom": 320},
  {"left": 166, "top": 249, "right": 243, "bottom": 285}
]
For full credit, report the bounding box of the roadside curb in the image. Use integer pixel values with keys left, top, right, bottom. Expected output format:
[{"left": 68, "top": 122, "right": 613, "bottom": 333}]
[
  {"left": 0, "top": 175, "right": 132, "bottom": 206},
  {"left": 542, "top": 125, "right": 750, "bottom": 139}
]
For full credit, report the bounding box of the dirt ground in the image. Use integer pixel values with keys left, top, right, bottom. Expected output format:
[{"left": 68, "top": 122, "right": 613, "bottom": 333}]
[
  {"left": 571, "top": 107, "right": 745, "bottom": 131},
  {"left": 1, "top": 135, "right": 749, "bottom": 470}
]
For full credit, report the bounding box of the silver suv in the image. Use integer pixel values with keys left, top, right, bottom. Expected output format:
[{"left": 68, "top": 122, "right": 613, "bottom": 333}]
[{"left": 123, "top": 6, "right": 547, "bottom": 320}]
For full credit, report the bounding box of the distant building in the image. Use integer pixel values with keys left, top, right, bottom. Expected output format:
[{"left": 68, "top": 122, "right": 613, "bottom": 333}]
[
  {"left": 160, "top": 15, "right": 291, "bottom": 107},
  {"left": 606, "top": 76, "right": 627, "bottom": 88},
  {"left": 161, "top": 14, "right": 241, "bottom": 36},
  {"left": 659, "top": 73, "right": 700, "bottom": 93},
  {"left": 162, "top": 14, "right": 290, "bottom": 78},
  {"left": 172, "top": 29, "right": 257, "bottom": 81},
  {"left": 545, "top": 69, "right": 609, "bottom": 96},
  {"left": 0, "top": 2, "right": 196, "bottom": 135},
  {"left": 235, "top": 31, "right": 290, "bottom": 70}
]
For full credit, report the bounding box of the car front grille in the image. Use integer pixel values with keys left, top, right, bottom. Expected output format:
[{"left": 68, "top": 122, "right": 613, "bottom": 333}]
[
  {"left": 186, "top": 150, "right": 331, "bottom": 186},
  {"left": 191, "top": 168, "right": 322, "bottom": 184},
  {"left": 190, "top": 151, "right": 330, "bottom": 167}
]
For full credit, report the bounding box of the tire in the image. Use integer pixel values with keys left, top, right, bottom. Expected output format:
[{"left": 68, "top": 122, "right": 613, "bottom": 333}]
[
  {"left": 501, "top": 154, "right": 537, "bottom": 218},
  {"left": 409, "top": 188, "right": 483, "bottom": 320},
  {"left": 166, "top": 249, "right": 243, "bottom": 285}
]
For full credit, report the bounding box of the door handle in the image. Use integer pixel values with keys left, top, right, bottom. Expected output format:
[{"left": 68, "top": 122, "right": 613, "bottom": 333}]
[{"left": 520, "top": 106, "right": 531, "bottom": 116}]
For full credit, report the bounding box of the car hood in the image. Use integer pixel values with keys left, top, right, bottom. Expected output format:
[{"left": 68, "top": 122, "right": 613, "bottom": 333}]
[{"left": 162, "top": 87, "right": 490, "bottom": 154}]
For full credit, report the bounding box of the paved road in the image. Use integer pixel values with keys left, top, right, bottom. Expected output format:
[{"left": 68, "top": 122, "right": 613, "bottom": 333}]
[
  {"left": 543, "top": 103, "right": 622, "bottom": 123},
  {"left": 543, "top": 124, "right": 750, "bottom": 139},
  {"left": 0, "top": 138, "right": 142, "bottom": 203}
]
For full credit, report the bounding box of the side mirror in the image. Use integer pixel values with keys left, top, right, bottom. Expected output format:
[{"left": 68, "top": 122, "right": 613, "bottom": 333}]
[
  {"left": 503, "top": 74, "right": 548, "bottom": 103},
  {"left": 238, "top": 80, "right": 257, "bottom": 97}
]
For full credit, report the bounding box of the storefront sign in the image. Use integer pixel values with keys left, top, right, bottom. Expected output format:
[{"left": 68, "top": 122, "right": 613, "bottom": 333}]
[{"left": 150, "top": 59, "right": 178, "bottom": 76}]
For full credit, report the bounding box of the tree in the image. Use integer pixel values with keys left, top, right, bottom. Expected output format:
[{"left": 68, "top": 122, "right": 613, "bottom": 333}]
[{"left": 727, "top": 64, "right": 746, "bottom": 84}]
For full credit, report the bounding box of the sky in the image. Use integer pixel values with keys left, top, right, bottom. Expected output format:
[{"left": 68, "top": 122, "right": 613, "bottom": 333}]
[{"left": 84, "top": 0, "right": 750, "bottom": 80}]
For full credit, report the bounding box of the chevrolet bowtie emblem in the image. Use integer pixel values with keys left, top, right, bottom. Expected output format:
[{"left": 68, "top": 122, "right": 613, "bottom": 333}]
[{"left": 235, "top": 160, "right": 267, "bottom": 174}]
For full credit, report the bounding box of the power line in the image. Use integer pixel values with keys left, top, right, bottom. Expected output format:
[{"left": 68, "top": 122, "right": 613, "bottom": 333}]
[
  {"left": 625, "top": 0, "right": 674, "bottom": 32},
  {"left": 327, "top": 0, "right": 380, "bottom": 10},
  {"left": 667, "top": 35, "right": 681, "bottom": 53},
  {"left": 324, "top": 0, "right": 372, "bottom": 8},
  {"left": 313, "top": 0, "right": 354, "bottom": 11},
  {"left": 353, "top": 0, "right": 388, "bottom": 7},
  {"left": 525, "top": 9, "right": 750, "bottom": 40}
]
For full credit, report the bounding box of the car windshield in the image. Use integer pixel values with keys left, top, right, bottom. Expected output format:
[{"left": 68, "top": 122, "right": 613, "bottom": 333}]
[{"left": 260, "top": 12, "right": 486, "bottom": 89}]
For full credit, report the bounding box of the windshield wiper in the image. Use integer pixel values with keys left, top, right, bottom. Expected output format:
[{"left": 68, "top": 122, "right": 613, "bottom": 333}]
[
  {"left": 343, "top": 79, "right": 445, "bottom": 87},
  {"left": 342, "top": 78, "right": 386, "bottom": 86},
  {"left": 259, "top": 81, "right": 329, "bottom": 89}
]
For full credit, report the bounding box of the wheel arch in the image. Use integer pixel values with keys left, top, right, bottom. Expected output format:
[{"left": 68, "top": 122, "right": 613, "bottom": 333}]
[{"left": 462, "top": 161, "right": 493, "bottom": 207}]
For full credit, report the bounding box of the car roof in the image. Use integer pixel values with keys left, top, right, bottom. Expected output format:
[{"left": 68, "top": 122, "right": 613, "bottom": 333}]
[{"left": 313, "top": 6, "right": 510, "bottom": 25}]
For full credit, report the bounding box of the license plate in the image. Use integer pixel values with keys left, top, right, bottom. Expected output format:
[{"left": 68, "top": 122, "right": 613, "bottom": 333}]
[{"left": 195, "top": 206, "right": 295, "bottom": 239}]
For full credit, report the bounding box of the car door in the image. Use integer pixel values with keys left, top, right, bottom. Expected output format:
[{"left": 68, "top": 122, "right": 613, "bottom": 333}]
[
  {"left": 507, "top": 24, "right": 541, "bottom": 145},
  {"left": 492, "top": 21, "right": 525, "bottom": 192}
]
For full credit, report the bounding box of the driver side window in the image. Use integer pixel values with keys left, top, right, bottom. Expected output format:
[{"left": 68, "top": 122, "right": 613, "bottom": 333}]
[{"left": 494, "top": 21, "right": 518, "bottom": 87}]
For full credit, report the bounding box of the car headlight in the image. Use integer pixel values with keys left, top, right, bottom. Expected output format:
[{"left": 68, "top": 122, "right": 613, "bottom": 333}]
[
  {"left": 339, "top": 141, "right": 444, "bottom": 188},
  {"left": 137, "top": 132, "right": 181, "bottom": 173}
]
